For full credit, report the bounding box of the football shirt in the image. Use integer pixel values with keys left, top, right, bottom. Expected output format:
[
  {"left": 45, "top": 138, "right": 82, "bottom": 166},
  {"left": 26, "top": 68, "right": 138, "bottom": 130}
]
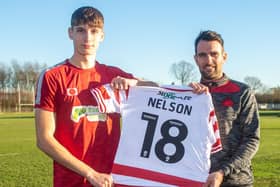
[{"left": 91, "top": 85, "right": 222, "bottom": 187}]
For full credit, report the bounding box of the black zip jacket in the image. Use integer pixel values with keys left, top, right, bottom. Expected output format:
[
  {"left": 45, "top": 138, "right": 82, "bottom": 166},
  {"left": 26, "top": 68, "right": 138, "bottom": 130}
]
[{"left": 201, "top": 74, "right": 260, "bottom": 187}]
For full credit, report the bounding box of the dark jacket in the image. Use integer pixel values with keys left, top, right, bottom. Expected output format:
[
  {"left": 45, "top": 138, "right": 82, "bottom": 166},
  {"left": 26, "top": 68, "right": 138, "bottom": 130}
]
[{"left": 201, "top": 74, "right": 260, "bottom": 186}]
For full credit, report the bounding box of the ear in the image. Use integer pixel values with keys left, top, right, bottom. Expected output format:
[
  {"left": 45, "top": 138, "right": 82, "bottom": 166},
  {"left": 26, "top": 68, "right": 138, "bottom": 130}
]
[
  {"left": 223, "top": 51, "right": 228, "bottom": 62},
  {"left": 68, "top": 27, "right": 73, "bottom": 40},
  {"left": 194, "top": 54, "right": 198, "bottom": 65},
  {"left": 100, "top": 31, "right": 105, "bottom": 42}
]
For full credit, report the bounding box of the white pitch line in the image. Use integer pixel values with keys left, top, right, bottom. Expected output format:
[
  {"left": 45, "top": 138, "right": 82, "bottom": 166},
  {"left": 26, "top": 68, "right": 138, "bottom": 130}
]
[{"left": 0, "top": 153, "right": 20, "bottom": 157}]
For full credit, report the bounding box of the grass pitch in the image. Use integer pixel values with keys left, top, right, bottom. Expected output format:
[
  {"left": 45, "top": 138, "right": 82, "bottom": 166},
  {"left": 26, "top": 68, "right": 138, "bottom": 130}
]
[
  {"left": 0, "top": 113, "right": 52, "bottom": 187},
  {"left": 253, "top": 113, "right": 280, "bottom": 187},
  {"left": 0, "top": 112, "right": 279, "bottom": 186}
]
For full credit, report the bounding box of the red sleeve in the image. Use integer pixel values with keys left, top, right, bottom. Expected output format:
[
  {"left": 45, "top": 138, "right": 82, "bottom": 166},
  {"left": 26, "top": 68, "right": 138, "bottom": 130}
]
[{"left": 34, "top": 70, "right": 57, "bottom": 112}]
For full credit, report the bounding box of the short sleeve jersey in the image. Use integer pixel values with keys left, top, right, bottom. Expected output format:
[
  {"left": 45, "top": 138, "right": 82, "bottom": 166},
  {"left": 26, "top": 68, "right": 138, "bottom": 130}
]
[
  {"left": 91, "top": 85, "right": 222, "bottom": 187},
  {"left": 34, "top": 60, "right": 134, "bottom": 187}
]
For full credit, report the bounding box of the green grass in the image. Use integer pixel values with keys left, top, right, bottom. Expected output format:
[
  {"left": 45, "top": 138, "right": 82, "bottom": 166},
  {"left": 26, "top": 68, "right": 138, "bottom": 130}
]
[
  {"left": 252, "top": 115, "right": 280, "bottom": 187},
  {"left": 0, "top": 112, "right": 279, "bottom": 186},
  {"left": 259, "top": 110, "right": 280, "bottom": 117},
  {"left": 0, "top": 112, "right": 52, "bottom": 187}
]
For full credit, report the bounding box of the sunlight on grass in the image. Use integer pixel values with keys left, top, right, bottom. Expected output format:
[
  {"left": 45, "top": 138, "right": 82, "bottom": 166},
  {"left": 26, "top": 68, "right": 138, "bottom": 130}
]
[{"left": 0, "top": 112, "right": 279, "bottom": 186}]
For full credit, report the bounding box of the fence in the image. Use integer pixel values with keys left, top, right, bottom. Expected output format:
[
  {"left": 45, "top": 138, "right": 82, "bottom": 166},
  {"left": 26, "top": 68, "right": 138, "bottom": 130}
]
[
  {"left": 258, "top": 103, "right": 280, "bottom": 110},
  {"left": 0, "top": 85, "right": 34, "bottom": 112}
]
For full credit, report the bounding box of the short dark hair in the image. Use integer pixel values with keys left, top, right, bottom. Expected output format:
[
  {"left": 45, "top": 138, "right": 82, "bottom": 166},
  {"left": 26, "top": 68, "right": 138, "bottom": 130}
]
[
  {"left": 194, "top": 30, "right": 224, "bottom": 54},
  {"left": 71, "top": 6, "right": 104, "bottom": 28}
]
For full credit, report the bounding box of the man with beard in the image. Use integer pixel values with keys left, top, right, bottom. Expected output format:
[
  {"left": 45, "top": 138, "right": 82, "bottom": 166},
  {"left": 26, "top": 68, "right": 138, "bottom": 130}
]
[{"left": 194, "top": 30, "right": 260, "bottom": 187}]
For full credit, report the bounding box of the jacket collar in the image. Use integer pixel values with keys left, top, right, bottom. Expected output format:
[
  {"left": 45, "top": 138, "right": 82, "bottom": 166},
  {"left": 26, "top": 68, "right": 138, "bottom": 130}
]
[{"left": 200, "top": 73, "right": 229, "bottom": 88}]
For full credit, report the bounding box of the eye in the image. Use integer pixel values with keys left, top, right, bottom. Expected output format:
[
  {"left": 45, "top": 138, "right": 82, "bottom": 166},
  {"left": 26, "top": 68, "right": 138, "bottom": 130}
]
[
  {"left": 91, "top": 29, "right": 101, "bottom": 34},
  {"left": 76, "top": 28, "right": 84, "bottom": 33},
  {"left": 197, "top": 53, "right": 207, "bottom": 58},
  {"left": 210, "top": 52, "right": 219, "bottom": 58}
]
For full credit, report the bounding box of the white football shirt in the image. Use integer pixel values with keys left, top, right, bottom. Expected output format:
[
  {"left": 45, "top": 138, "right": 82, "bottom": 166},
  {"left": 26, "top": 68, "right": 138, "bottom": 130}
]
[{"left": 91, "top": 85, "right": 222, "bottom": 187}]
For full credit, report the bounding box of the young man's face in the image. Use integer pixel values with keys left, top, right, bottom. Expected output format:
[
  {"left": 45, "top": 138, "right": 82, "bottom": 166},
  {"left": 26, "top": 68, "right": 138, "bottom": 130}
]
[
  {"left": 68, "top": 24, "right": 104, "bottom": 56},
  {"left": 194, "top": 40, "right": 227, "bottom": 80}
]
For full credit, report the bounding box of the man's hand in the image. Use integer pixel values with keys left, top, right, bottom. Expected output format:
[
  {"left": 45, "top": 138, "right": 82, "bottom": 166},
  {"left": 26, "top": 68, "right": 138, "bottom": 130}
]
[
  {"left": 111, "top": 76, "right": 138, "bottom": 90},
  {"left": 188, "top": 82, "right": 209, "bottom": 94},
  {"left": 111, "top": 76, "right": 158, "bottom": 90},
  {"left": 86, "top": 170, "right": 114, "bottom": 187},
  {"left": 203, "top": 170, "right": 224, "bottom": 187}
]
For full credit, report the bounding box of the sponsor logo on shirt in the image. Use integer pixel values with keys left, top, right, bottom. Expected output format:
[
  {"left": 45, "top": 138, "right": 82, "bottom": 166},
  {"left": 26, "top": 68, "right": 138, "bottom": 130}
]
[
  {"left": 71, "top": 106, "right": 107, "bottom": 123},
  {"left": 157, "top": 91, "right": 192, "bottom": 101}
]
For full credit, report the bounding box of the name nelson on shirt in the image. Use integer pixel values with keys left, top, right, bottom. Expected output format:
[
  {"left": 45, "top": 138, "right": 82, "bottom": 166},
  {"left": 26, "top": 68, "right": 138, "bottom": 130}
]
[{"left": 147, "top": 97, "right": 192, "bottom": 115}]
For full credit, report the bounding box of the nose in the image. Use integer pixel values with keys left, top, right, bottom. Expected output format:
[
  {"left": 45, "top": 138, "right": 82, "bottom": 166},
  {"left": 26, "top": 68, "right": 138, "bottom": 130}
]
[
  {"left": 84, "top": 31, "right": 92, "bottom": 41},
  {"left": 204, "top": 54, "right": 213, "bottom": 64},
  {"left": 84, "top": 31, "right": 90, "bottom": 41}
]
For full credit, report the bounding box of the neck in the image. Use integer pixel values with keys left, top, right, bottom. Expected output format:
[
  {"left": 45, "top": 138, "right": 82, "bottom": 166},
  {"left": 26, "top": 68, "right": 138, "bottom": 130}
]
[
  {"left": 202, "top": 73, "right": 224, "bottom": 82},
  {"left": 201, "top": 73, "right": 229, "bottom": 87},
  {"left": 69, "top": 54, "right": 96, "bottom": 69}
]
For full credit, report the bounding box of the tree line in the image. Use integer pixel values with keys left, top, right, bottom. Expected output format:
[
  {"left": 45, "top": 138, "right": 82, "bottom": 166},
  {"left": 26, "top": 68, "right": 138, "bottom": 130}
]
[
  {"left": 0, "top": 60, "right": 47, "bottom": 112},
  {"left": 0, "top": 60, "right": 279, "bottom": 104},
  {"left": 0, "top": 60, "right": 47, "bottom": 88},
  {"left": 170, "top": 60, "right": 280, "bottom": 104}
]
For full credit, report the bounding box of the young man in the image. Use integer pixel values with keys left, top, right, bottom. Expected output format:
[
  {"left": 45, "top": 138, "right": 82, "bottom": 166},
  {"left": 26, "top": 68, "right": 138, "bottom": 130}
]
[
  {"left": 34, "top": 6, "right": 137, "bottom": 187},
  {"left": 34, "top": 6, "right": 208, "bottom": 187},
  {"left": 194, "top": 30, "right": 260, "bottom": 187}
]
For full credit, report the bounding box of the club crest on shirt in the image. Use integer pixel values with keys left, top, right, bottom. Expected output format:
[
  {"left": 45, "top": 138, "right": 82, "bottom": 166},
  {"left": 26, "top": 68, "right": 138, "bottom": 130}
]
[
  {"left": 222, "top": 98, "right": 234, "bottom": 107},
  {"left": 67, "top": 88, "right": 78, "bottom": 96}
]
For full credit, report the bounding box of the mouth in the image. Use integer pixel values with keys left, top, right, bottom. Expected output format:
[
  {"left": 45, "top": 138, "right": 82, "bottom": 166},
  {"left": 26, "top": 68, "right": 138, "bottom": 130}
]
[
  {"left": 82, "top": 44, "right": 93, "bottom": 49},
  {"left": 204, "top": 66, "right": 215, "bottom": 72}
]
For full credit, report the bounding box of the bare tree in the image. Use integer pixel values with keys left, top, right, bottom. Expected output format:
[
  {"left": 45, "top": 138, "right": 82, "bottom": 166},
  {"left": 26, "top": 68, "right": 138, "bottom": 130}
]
[
  {"left": 244, "top": 76, "right": 263, "bottom": 92},
  {"left": 271, "top": 87, "right": 280, "bottom": 103},
  {"left": 170, "top": 60, "right": 197, "bottom": 85},
  {"left": 10, "top": 60, "right": 47, "bottom": 88},
  {"left": 256, "top": 86, "right": 280, "bottom": 103},
  {"left": 0, "top": 63, "right": 8, "bottom": 88},
  {"left": 23, "top": 61, "right": 46, "bottom": 88},
  {"left": 11, "top": 60, "right": 25, "bottom": 87}
]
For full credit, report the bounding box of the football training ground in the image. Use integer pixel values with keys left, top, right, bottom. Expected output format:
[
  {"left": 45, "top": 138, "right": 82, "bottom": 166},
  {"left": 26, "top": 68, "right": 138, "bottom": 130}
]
[{"left": 0, "top": 112, "right": 279, "bottom": 187}]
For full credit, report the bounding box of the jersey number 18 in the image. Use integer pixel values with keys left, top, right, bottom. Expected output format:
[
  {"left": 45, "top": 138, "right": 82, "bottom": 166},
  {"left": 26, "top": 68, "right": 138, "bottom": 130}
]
[{"left": 140, "top": 112, "right": 188, "bottom": 164}]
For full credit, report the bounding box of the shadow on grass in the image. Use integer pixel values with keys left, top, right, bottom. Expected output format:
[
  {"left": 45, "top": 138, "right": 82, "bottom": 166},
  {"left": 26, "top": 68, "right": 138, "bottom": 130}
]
[{"left": 259, "top": 111, "right": 280, "bottom": 117}]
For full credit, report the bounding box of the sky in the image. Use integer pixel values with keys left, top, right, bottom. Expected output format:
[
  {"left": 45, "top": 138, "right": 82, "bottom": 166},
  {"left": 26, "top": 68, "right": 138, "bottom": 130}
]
[{"left": 0, "top": 0, "right": 279, "bottom": 88}]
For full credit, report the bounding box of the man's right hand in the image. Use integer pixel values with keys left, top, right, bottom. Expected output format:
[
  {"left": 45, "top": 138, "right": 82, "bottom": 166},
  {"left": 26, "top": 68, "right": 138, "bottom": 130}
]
[
  {"left": 188, "top": 82, "right": 209, "bottom": 94},
  {"left": 111, "top": 76, "right": 138, "bottom": 90},
  {"left": 111, "top": 76, "right": 159, "bottom": 90}
]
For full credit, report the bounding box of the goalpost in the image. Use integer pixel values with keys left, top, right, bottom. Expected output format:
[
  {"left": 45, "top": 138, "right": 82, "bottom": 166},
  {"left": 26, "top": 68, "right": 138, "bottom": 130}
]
[{"left": 17, "top": 84, "right": 35, "bottom": 112}]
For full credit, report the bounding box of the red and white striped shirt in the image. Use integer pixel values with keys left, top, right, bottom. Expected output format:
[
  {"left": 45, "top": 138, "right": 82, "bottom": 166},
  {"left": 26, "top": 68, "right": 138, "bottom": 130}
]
[{"left": 91, "top": 85, "right": 222, "bottom": 187}]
